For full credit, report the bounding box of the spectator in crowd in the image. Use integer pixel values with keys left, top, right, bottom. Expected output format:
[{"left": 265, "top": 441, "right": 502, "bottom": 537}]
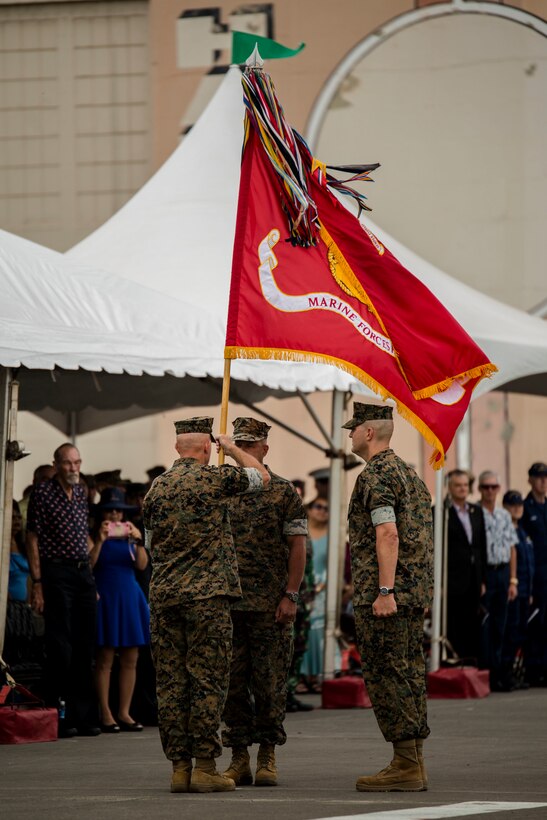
[
  {"left": 502, "top": 490, "right": 535, "bottom": 689},
  {"left": 90, "top": 487, "right": 150, "bottom": 733},
  {"left": 308, "top": 467, "right": 329, "bottom": 500},
  {"left": 521, "top": 462, "right": 547, "bottom": 686},
  {"left": 4, "top": 500, "right": 45, "bottom": 684},
  {"left": 8, "top": 500, "right": 29, "bottom": 603},
  {"left": 299, "top": 497, "right": 329, "bottom": 693},
  {"left": 479, "top": 470, "right": 517, "bottom": 691},
  {"left": 18, "top": 464, "right": 56, "bottom": 530},
  {"left": 26, "top": 443, "right": 99, "bottom": 738},
  {"left": 442, "top": 469, "right": 487, "bottom": 662}
]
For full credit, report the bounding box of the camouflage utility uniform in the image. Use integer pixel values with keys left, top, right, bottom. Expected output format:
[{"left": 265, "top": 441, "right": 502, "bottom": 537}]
[
  {"left": 349, "top": 448, "right": 434, "bottom": 742},
  {"left": 143, "top": 457, "right": 262, "bottom": 762},
  {"left": 222, "top": 468, "right": 307, "bottom": 748}
]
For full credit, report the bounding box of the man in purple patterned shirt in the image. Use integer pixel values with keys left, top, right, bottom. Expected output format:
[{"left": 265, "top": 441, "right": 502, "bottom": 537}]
[{"left": 27, "top": 443, "right": 99, "bottom": 738}]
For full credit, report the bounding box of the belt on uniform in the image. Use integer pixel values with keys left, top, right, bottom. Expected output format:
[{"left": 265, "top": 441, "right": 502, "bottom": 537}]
[
  {"left": 488, "top": 562, "right": 509, "bottom": 570},
  {"left": 43, "top": 558, "right": 90, "bottom": 569}
]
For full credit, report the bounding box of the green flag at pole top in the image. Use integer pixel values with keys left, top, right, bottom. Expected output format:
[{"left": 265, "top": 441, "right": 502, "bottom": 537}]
[{"left": 231, "top": 31, "right": 305, "bottom": 64}]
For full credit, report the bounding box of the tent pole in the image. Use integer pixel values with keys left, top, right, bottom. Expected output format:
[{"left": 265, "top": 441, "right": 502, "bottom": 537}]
[
  {"left": 456, "top": 410, "right": 471, "bottom": 471},
  {"left": 323, "top": 389, "right": 345, "bottom": 680},
  {"left": 218, "top": 358, "right": 231, "bottom": 465},
  {"left": 0, "top": 370, "right": 16, "bottom": 655},
  {"left": 430, "top": 466, "right": 444, "bottom": 672}
]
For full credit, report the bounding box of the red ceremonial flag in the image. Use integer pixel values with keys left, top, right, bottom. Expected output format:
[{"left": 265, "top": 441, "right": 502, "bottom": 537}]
[{"left": 225, "top": 67, "right": 497, "bottom": 467}]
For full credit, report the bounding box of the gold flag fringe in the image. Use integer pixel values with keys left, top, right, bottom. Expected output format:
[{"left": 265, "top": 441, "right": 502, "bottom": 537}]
[
  {"left": 223, "top": 344, "right": 469, "bottom": 469},
  {"left": 411, "top": 362, "right": 498, "bottom": 401}
]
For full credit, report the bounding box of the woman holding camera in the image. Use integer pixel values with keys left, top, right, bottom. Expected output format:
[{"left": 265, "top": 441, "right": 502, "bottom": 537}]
[{"left": 90, "top": 487, "right": 150, "bottom": 733}]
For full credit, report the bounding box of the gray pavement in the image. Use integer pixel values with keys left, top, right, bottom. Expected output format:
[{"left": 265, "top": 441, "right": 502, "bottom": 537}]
[{"left": 1, "top": 689, "right": 547, "bottom": 820}]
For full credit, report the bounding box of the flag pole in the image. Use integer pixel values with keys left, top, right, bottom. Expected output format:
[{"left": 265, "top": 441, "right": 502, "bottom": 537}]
[{"left": 218, "top": 358, "right": 232, "bottom": 465}]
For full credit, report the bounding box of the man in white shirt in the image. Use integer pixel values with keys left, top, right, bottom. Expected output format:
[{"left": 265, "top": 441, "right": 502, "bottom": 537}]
[{"left": 479, "top": 470, "right": 517, "bottom": 691}]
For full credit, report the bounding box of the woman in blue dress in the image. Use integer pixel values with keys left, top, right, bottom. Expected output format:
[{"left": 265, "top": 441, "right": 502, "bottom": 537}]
[{"left": 90, "top": 487, "right": 150, "bottom": 733}]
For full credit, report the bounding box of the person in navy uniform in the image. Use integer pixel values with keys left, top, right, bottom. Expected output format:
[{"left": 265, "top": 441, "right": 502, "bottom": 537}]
[{"left": 521, "top": 462, "right": 547, "bottom": 685}]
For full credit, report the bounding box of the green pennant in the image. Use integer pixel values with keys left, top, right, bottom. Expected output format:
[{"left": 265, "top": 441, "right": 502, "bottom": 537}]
[{"left": 231, "top": 31, "right": 305, "bottom": 64}]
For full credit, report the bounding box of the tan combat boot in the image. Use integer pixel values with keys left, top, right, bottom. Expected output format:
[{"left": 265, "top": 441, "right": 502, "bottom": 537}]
[
  {"left": 356, "top": 740, "right": 423, "bottom": 792},
  {"left": 223, "top": 746, "right": 253, "bottom": 786},
  {"left": 415, "top": 738, "right": 428, "bottom": 790},
  {"left": 170, "top": 759, "right": 192, "bottom": 793},
  {"left": 190, "top": 757, "right": 236, "bottom": 793},
  {"left": 255, "top": 743, "right": 277, "bottom": 787}
]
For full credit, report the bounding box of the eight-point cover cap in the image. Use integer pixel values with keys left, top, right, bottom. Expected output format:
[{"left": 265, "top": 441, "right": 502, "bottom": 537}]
[
  {"left": 232, "top": 417, "right": 271, "bottom": 442},
  {"left": 174, "top": 417, "right": 216, "bottom": 442},
  {"left": 341, "top": 402, "right": 393, "bottom": 429}
]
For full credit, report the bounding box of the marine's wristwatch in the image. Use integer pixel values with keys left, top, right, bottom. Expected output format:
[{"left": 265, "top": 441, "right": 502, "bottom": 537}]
[
  {"left": 284, "top": 591, "right": 299, "bottom": 603},
  {"left": 379, "top": 587, "right": 395, "bottom": 596}
]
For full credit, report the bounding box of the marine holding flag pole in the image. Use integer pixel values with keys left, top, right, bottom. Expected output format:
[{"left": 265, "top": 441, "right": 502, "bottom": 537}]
[{"left": 225, "top": 51, "right": 497, "bottom": 467}]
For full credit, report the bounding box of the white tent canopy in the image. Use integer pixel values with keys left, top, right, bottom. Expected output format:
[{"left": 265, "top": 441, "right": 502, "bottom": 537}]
[
  {"left": 0, "top": 228, "right": 364, "bottom": 433},
  {"left": 0, "top": 228, "right": 220, "bottom": 377},
  {"left": 68, "top": 66, "right": 547, "bottom": 398}
]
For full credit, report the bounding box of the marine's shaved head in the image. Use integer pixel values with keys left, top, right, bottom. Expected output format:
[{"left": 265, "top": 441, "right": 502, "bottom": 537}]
[
  {"left": 175, "top": 432, "right": 211, "bottom": 463},
  {"left": 368, "top": 419, "right": 394, "bottom": 443}
]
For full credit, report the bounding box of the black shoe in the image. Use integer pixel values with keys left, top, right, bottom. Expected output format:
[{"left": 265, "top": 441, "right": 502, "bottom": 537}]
[
  {"left": 490, "top": 680, "right": 515, "bottom": 693},
  {"left": 293, "top": 698, "right": 314, "bottom": 712},
  {"left": 100, "top": 723, "right": 121, "bottom": 734},
  {"left": 117, "top": 719, "right": 143, "bottom": 732},
  {"left": 78, "top": 725, "right": 102, "bottom": 737},
  {"left": 286, "top": 697, "right": 299, "bottom": 713},
  {"left": 58, "top": 723, "right": 78, "bottom": 739}
]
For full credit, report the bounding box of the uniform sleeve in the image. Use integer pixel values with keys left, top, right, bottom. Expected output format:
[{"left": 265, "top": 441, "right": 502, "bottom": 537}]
[
  {"left": 218, "top": 464, "right": 262, "bottom": 495},
  {"left": 282, "top": 487, "right": 308, "bottom": 536},
  {"left": 366, "top": 468, "right": 397, "bottom": 526}
]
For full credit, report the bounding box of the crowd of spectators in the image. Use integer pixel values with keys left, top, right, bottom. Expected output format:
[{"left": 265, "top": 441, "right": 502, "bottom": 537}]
[
  {"left": 442, "top": 461, "right": 547, "bottom": 691},
  {"left": 5, "top": 450, "right": 160, "bottom": 736}
]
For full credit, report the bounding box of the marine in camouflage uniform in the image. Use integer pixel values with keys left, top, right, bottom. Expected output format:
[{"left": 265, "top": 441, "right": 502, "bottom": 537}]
[
  {"left": 343, "top": 402, "right": 434, "bottom": 793},
  {"left": 221, "top": 417, "right": 307, "bottom": 787},
  {"left": 142, "top": 417, "right": 269, "bottom": 793}
]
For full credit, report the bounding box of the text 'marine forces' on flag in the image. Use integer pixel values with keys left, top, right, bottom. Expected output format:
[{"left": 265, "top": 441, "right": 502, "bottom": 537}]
[{"left": 225, "top": 68, "right": 497, "bottom": 468}]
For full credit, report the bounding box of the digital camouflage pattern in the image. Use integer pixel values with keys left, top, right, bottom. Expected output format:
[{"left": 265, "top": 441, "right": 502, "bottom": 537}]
[
  {"left": 222, "top": 467, "right": 306, "bottom": 747},
  {"left": 174, "top": 416, "right": 214, "bottom": 437},
  {"left": 348, "top": 449, "right": 434, "bottom": 608},
  {"left": 227, "top": 468, "right": 307, "bottom": 611},
  {"left": 222, "top": 611, "right": 293, "bottom": 747},
  {"left": 232, "top": 416, "right": 271, "bottom": 442},
  {"left": 143, "top": 457, "right": 260, "bottom": 611},
  {"left": 151, "top": 596, "right": 233, "bottom": 760},
  {"left": 354, "top": 605, "right": 430, "bottom": 742},
  {"left": 144, "top": 457, "right": 265, "bottom": 763}
]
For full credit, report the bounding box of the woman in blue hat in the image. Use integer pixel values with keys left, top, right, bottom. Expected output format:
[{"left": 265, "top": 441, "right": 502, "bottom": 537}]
[{"left": 90, "top": 487, "right": 150, "bottom": 733}]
